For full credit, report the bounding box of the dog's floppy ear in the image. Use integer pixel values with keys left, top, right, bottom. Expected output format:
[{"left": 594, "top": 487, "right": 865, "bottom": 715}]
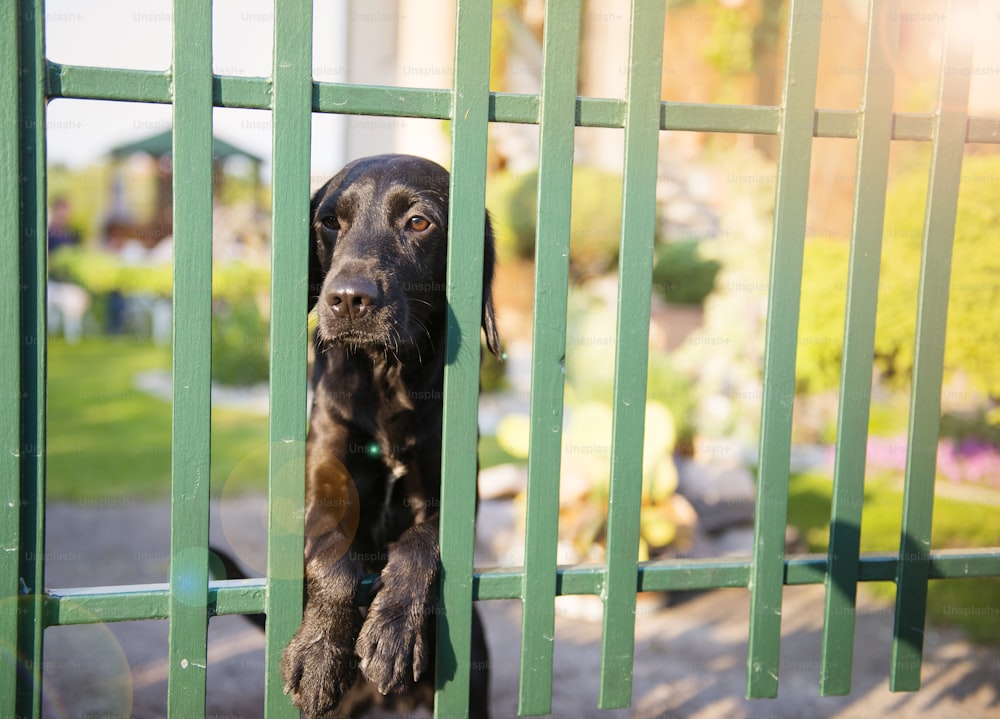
[
  {"left": 481, "top": 211, "right": 502, "bottom": 359},
  {"left": 307, "top": 185, "right": 327, "bottom": 312}
]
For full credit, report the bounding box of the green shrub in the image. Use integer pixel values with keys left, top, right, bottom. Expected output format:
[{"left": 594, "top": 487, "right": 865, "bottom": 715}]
[
  {"left": 479, "top": 344, "right": 507, "bottom": 393},
  {"left": 486, "top": 168, "right": 534, "bottom": 261},
  {"left": 877, "top": 155, "right": 1000, "bottom": 400},
  {"left": 496, "top": 281, "right": 692, "bottom": 557},
  {"left": 48, "top": 248, "right": 270, "bottom": 303},
  {"left": 212, "top": 301, "right": 269, "bottom": 386},
  {"left": 796, "top": 237, "right": 849, "bottom": 394},
  {"left": 652, "top": 240, "right": 722, "bottom": 305},
  {"left": 796, "top": 156, "right": 1000, "bottom": 401},
  {"left": 564, "top": 282, "right": 695, "bottom": 443},
  {"left": 788, "top": 472, "right": 1000, "bottom": 644},
  {"left": 669, "top": 148, "right": 776, "bottom": 446},
  {"left": 49, "top": 247, "right": 173, "bottom": 297},
  {"left": 488, "top": 166, "right": 638, "bottom": 275},
  {"left": 51, "top": 248, "right": 273, "bottom": 385}
]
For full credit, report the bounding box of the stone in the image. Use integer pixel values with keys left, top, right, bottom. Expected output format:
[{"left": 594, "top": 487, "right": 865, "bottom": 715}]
[
  {"left": 478, "top": 462, "right": 528, "bottom": 500},
  {"left": 675, "top": 457, "right": 756, "bottom": 533}
]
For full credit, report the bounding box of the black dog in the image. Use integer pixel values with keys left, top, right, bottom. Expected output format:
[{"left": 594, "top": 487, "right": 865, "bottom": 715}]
[{"left": 281, "top": 154, "right": 500, "bottom": 718}]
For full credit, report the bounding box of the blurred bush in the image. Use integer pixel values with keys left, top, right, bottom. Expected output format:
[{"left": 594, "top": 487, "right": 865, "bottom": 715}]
[
  {"left": 49, "top": 248, "right": 273, "bottom": 385},
  {"left": 796, "top": 236, "right": 849, "bottom": 395},
  {"left": 496, "top": 280, "right": 697, "bottom": 559},
  {"left": 795, "top": 156, "right": 1000, "bottom": 405},
  {"left": 479, "top": 344, "right": 507, "bottom": 393},
  {"left": 670, "top": 148, "right": 776, "bottom": 447},
  {"left": 564, "top": 282, "right": 695, "bottom": 446},
  {"left": 652, "top": 239, "right": 722, "bottom": 306},
  {"left": 877, "top": 155, "right": 1000, "bottom": 400},
  {"left": 212, "top": 301, "right": 269, "bottom": 386},
  {"left": 49, "top": 247, "right": 269, "bottom": 303},
  {"left": 50, "top": 247, "right": 173, "bottom": 297},
  {"left": 488, "top": 166, "right": 638, "bottom": 276}
]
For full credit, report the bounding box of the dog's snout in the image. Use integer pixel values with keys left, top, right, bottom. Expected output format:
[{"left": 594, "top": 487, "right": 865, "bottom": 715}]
[{"left": 326, "top": 278, "right": 380, "bottom": 322}]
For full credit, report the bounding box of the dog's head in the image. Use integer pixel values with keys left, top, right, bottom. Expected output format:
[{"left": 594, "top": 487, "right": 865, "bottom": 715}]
[{"left": 308, "top": 154, "right": 501, "bottom": 359}]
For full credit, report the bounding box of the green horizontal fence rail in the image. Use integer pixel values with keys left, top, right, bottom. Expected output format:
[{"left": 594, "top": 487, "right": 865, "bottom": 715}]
[{"left": 3, "top": 0, "right": 1000, "bottom": 717}]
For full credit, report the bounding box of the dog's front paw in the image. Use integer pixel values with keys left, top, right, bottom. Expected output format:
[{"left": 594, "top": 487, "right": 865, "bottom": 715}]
[
  {"left": 355, "top": 583, "right": 432, "bottom": 695},
  {"left": 281, "top": 607, "right": 361, "bottom": 718}
]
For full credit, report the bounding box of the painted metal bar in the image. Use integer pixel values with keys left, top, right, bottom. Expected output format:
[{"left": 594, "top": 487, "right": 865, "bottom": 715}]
[
  {"left": 746, "top": 0, "right": 823, "bottom": 699},
  {"left": 264, "top": 0, "right": 313, "bottom": 715},
  {"left": 966, "top": 116, "right": 1000, "bottom": 143},
  {"left": 816, "top": 111, "right": 997, "bottom": 144},
  {"left": 46, "top": 62, "right": 173, "bottom": 104},
  {"left": 436, "top": 1, "right": 493, "bottom": 716},
  {"left": 44, "top": 581, "right": 265, "bottom": 625},
  {"left": 570, "top": 97, "right": 624, "bottom": 128},
  {"left": 215, "top": 74, "right": 272, "bottom": 111},
  {"left": 891, "top": 0, "right": 976, "bottom": 692},
  {"left": 314, "top": 82, "right": 452, "bottom": 119},
  {"left": 13, "top": 2, "right": 48, "bottom": 716},
  {"left": 662, "top": 103, "right": 780, "bottom": 135},
  {"left": 480, "top": 547, "right": 1000, "bottom": 598},
  {"left": 41, "top": 546, "right": 1000, "bottom": 627},
  {"left": 598, "top": 0, "right": 666, "bottom": 709},
  {"left": 41, "top": 61, "right": 1000, "bottom": 144},
  {"left": 517, "top": 0, "right": 580, "bottom": 713},
  {"left": 819, "top": 0, "right": 900, "bottom": 697},
  {"left": 166, "top": 1, "right": 214, "bottom": 715},
  {"left": 0, "top": 0, "right": 24, "bottom": 711},
  {"left": 489, "top": 93, "right": 540, "bottom": 124}
]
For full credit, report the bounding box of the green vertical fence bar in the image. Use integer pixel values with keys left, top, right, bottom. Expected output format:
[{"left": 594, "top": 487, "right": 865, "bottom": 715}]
[
  {"left": 1, "top": 1, "right": 24, "bottom": 715},
  {"left": 265, "top": 0, "right": 312, "bottom": 715},
  {"left": 167, "top": 0, "right": 214, "bottom": 715},
  {"left": 890, "top": 0, "right": 975, "bottom": 692},
  {"left": 13, "top": 2, "right": 48, "bottom": 717},
  {"left": 598, "top": 0, "right": 666, "bottom": 709},
  {"left": 437, "top": 1, "right": 493, "bottom": 716},
  {"left": 746, "top": 0, "right": 823, "bottom": 699},
  {"left": 820, "top": 0, "right": 899, "bottom": 696},
  {"left": 518, "top": 0, "right": 580, "bottom": 714}
]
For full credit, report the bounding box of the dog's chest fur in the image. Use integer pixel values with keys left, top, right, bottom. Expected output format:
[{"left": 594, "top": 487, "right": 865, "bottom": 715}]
[{"left": 318, "top": 346, "right": 444, "bottom": 538}]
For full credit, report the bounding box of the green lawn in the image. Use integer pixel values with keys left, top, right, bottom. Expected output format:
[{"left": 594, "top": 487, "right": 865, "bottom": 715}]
[
  {"left": 47, "top": 337, "right": 269, "bottom": 501},
  {"left": 788, "top": 472, "right": 1000, "bottom": 644}
]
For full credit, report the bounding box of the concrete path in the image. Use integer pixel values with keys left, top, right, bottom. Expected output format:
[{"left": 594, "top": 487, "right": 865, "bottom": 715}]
[{"left": 38, "top": 497, "right": 1000, "bottom": 718}]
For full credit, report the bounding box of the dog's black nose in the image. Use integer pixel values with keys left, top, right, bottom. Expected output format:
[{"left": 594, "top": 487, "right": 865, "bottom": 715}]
[{"left": 326, "top": 278, "right": 380, "bottom": 321}]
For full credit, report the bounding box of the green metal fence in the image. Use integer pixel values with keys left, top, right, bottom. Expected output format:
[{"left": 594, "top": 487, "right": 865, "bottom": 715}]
[{"left": 4, "top": 0, "right": 1000, "bottom": 717}]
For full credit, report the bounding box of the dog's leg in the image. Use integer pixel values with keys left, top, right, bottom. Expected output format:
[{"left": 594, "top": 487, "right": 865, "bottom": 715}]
[
  {"left": 281, "top": 530, "right": 363, "bottom": 717},
  {"left": 355, "top": 520, "right": 440, "bottom": 695},
  {"left": 282, "top": 450, "right": 365, "bottom": 717},
  {"left": 469, "top": 605, "right": 491, "bottom": 719}
]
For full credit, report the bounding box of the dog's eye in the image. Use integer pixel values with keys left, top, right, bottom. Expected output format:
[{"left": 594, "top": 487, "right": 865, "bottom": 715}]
[
  {"left": 407, "top": 215, "right": 431, "bottom": 233},
  {"left": 320, "top": 215, "right": 339, "bottom": 230}
]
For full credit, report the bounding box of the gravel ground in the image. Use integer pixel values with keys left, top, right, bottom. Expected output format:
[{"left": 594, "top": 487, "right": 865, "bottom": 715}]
[{"left": 39, "top": 496, "right": 1000, "bottom": 719}]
